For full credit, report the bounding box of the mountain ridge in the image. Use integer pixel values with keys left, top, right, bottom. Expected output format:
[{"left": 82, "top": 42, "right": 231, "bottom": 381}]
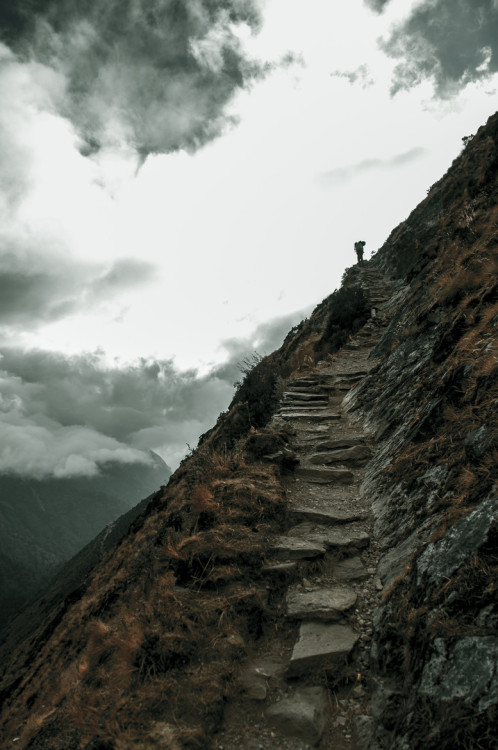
[{"left": 0, "top": 111, "right": 496, "bottom": 749}]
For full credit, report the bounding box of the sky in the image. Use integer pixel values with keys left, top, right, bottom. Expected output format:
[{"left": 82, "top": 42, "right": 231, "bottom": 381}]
[{"left": 0, "top": 0, "right": 497, "bottom": 475}]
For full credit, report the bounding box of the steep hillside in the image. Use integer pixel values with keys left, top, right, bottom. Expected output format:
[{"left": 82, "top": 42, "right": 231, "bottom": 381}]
[
  {"left": 0, "top": 453, "right": 171, "bottom": 629},
  {"left": 0, "top": 111, "right": 496, "bottom": 750}
]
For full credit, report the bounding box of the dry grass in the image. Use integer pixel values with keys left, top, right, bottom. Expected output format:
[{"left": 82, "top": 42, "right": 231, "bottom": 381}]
[{"left": 0, "top": 436, "right": 287, "bottom": 748}]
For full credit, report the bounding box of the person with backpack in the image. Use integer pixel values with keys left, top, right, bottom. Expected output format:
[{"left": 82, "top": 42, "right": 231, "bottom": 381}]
[{"left": 354, "top": 240, "right": 366, "bottom": 264}]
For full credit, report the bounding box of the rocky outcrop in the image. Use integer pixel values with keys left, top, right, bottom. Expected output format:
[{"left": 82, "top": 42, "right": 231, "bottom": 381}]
[{"left": 342, "top": 112, "right": 498, "bottom": 749}]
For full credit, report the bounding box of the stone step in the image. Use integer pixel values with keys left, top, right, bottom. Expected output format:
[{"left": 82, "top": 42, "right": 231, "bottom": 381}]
[
  {"left": 329, "top": 556, "right": 369, "bottom": 581},
  {"left": 289, "top": 503, "right": 367, "bottom": 525},
  {"left": 307, "top": 445, "right": 372, "bottom": 466},
  {"left": 266, "top": 687, "right": 329, "bottom": 745},
  {"left": 287, "top": 622, "right": 359, "bottom": 677},
  {"left": 279, "top": 410, "right": 342, "bottom": 422},
  {"left": 286, "top": 585, "right": 357, "bottom": 621},
  {"left": 287, "top": 522, "right": 370, "bottom": 551},
  {"left": 280, "top": 401, "right": 328, "bottom": 410},
  {"left": 289, "top": 378, "right": 320, "bottom": 387},
  {"left": 314, "top": 436, "right": 366, "bottom": 451},
  {"left": 282, "top": 391, "right": 327, "bottom": 401},
  {"left": 295, "top": 466, "right": 354, "bottom": 483},
  {"left": 269, "top": 536, "right": 326, "bottom": 560}
]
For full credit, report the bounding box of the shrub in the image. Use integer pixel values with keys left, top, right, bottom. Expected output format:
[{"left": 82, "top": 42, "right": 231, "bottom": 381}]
[{"left": 315, "top": 284, "right": 370, "bottom": 356}]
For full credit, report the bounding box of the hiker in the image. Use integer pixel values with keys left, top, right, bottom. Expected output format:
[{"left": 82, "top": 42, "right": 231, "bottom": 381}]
[{"left": 354, "top": 240, "right": 366, "bottom": 265}]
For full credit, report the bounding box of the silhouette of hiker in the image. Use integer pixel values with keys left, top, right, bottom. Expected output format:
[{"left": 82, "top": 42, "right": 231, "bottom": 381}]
[{"left": 354, "top": 240, "right": 366, "bottom": 265}]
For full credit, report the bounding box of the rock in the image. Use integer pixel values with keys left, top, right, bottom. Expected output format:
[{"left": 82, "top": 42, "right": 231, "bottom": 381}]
[
  {"left": 295, "top": 467, "right": 354, "bottom": 484},
  {"left": 270, "top": 536, "right": 326, "bottom": 560},
  {"left": 416, "top": 494, "right": 498, "bottom": 586},
  {"left": 287, "top": 622, "right": 359, "bottom": 677},
  {"left": 418, "top": 636, "right": 498, "bottom": 711},
  {"left": 280, "top": 410, "right": 342, "bottom": 422},
  {"left": 290, "top": 503, "right": 367, "bottom": 525},
  {"left": 352, "top": 715, "right": 376, "bottom": 750},
  {"left": 315, "top": 436, "right": 366, "bottom": 451},
  {"left": 282, "top": 391, "right": 328, "bottom": 402},
  {"left": 377, "top": 530, "right": 420, "bottom": 589},
  {"left": 266, "top": 687, "right": 329, "bottom": 744},
  {"left": 308, "top": 445, "right": 372, "bottom": 465},
  {"left": 464, "top": 424, "right": 494, "bottom": 459},
  {"left": 329, "top": 556, "right": 369, "bottom": 581},
  {"left": 288, "top": 523, "right": 370, "bottom": 551},
  {"left": 286, "top": 585, "right": 357, "bottom": 620}
]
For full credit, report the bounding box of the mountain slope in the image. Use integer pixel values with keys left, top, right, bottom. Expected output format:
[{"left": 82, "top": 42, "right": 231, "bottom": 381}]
[
  {"left": 0, "top": 111, "right": 496, "bottom": 749},
  {"left": 0, "top": 452, "right": 171, "bottom": 629}
]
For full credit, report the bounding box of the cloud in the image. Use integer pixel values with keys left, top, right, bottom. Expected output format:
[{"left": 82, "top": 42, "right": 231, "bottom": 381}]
[
  {"left": 0, "top": 247, "right": 156, "bottom": 328},
  {"left": 363, "top": 0, "right": 392, "bottom": 12},
  {"left": 0, "top": 347, "right": 231, "bottom": 477},
  {"left": 219, "top": 307, "right": 312, "bottom": 364},
  {"left": 379, "top": 0, "right": 498, "bottom": 96},
  {"left": 1, "top": 0, "right": 268, "bottom": 158},
  {"left": 0, "top": 306, "right": 310, "bottom": 477},
  {"left": 331, "top": 64, "right": 374, "bottom": 89},
  {"left": 319, "top": 147, "right": 426, "bottom": 186}
]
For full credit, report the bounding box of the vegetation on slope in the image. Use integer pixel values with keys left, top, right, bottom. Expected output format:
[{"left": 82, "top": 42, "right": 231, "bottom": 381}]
[{"left": 0, "top": 432, "right": 287, "bottom": 748}]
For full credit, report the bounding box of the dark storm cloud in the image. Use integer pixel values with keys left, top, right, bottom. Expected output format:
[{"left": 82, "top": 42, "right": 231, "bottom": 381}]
[
  {"left": 0, "top": 307, "right": 309, "bottom": 478},
  {"left": 0, "top": 347, "right": 232, "bottom": 477},
  {"left": 0, "top": 249, "right": 155, "bottom": 326},
  {"left": 331, "top": 64, "right": 374, "bottom": 89},
  {"left": 379, "top": 0, "right": 498, "bottom": 96},
  {"left": 1, "top": 0, "right": 270, "bottom": 157},
  {"left": 319, "top": 147, "right": 426, "bottom": 186}
]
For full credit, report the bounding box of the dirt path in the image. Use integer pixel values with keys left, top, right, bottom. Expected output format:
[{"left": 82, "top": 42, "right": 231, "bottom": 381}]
[{"left": 213, "top": 268, "right": 394, "bottom": 750}]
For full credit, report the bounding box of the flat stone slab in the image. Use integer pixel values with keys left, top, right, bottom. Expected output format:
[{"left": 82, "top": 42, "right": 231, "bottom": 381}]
[
  {"left": 329, "top": 556, "right": 369, "bottom": 581},
  {"left": 282, "top": 391, "right": 328, "bottom": 402},
  {"left": 270, "top": 536, "right": 326, "bottom": 560},
  {"left": 266, "top": 687, "right": 329, "bottom": 744},
  {"left": 290, "top": 503, "right": 367, "bottom": 525},
  {"left": 295, "top": 467, "right": 354, "bottom": 484},
  {"left": 288, "top": 523, "right": 370, "bottom": 550},
  {"left": 280, "top": 410, "right": 342, "bottom": 422},
  {"left": 288, "top": 622, "right": 359, "bottom": 677},
  {"left": 308, "top": 445, "right": 372, "bottom": 465},
  {"left": 286, "top": 585, "right": 357, "bottom": 620},
  {"left": 314, "top": 436, "right": 366, "bottom": 451}
]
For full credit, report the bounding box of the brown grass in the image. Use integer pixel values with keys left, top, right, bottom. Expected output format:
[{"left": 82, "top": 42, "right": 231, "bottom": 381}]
[{"left": 0, "top": 436, "right": 288, "bottom": 748}]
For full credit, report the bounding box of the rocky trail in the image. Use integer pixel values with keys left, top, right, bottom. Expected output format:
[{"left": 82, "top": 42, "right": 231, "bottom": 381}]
[{"left": 214, "top": 268, "right": 396, "bottom": 749}]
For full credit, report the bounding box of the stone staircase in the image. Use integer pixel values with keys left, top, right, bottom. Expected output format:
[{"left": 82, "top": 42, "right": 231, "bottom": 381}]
[{"left": 214, "top": 267, "right": 393, "bottom": 749}]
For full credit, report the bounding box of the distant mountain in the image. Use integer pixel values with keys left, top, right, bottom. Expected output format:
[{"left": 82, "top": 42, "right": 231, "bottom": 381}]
[{"left": 0, "top": 452, "right": 170, "bottom": 629}]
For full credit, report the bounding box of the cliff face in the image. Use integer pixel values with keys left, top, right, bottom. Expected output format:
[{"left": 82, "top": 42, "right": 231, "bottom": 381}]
[{"left": 0, "top": 112, "right": 496, "bottom": 750}]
